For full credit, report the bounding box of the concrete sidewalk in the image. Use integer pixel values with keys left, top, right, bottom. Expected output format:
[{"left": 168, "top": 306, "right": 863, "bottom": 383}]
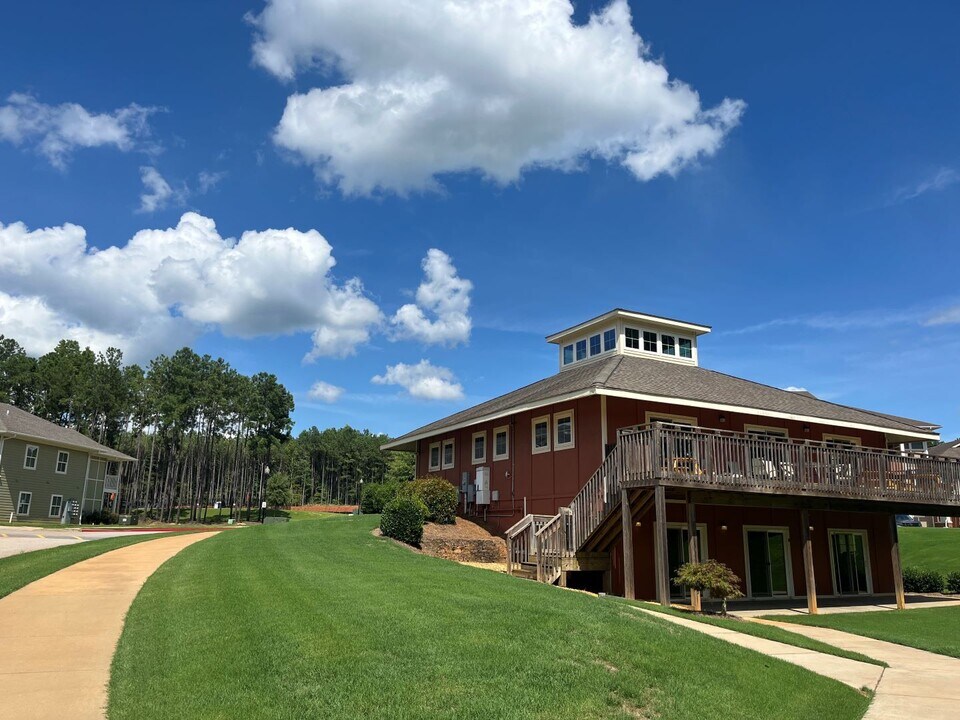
[
  {"left": 0, "top": 532, "right": 213, "bottom": 720},
  {"left": 631, "top": 606, "right": 883, "bottom": 691},
  {"left": 760, "top": 620, "right": 960, "bottom": 719}
]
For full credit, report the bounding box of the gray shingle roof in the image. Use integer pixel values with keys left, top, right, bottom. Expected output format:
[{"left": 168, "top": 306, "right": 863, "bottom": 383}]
[
  {"left": 930, "top": 439, "right": 960, "bottom": 460},
  {"left": 385, "top": 355, "right": 939, "bottom": 448},
  {"left": 0, "top": 403, "right": 135, "bottom": 461}
]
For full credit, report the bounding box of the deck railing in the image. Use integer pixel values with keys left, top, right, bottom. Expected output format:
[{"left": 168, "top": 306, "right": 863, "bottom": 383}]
[
  {"left": 618, "top": 424, "right": 960, "bottom": 505},
  {"left": 509, "top": 423, "right": 960, "bottom": 584}
]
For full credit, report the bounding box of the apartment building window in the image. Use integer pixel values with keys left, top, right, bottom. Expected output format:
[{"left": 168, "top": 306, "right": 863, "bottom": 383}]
[
  {"left": 24, "top": 445, "right": 38, "bottom": 470},
  {"left": 49, "top": 495, "right": 63, "bottom": 518},
  {"left": 56, "top": 451, "right": 69, "bottom": 474},
  {"left": 661, "top": 334, "right": 676, "bottom": 356},
  {"left": 625, "top": 328, "right": 640, "bottom": 349},
  {"left": 679, "top": 338, "right": 693, "bottom": 358},
  {"left": 643, "top": 331, "right": 658, "bottom": 352},
  {"left": 17, "top": 491, "right": 32, "bottom": 515},
  {"left": 428, "top": 442, "right": 441, "bottom": 471},
  {"left": 576, "top": 339, "right": 587, "bottom": 361},
  {"left": 589, "top": 334, "right": 601, "bottom": 356},
  {"left": 603, "top": 328, "right": 616, "bottom": 352}
]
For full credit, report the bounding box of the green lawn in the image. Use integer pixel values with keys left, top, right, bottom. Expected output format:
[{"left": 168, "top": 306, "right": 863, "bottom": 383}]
[
  {"left": 899, "top": 527, "right": 960, "bottom": 574},
  {"left": 631, "top": 602, "right": 885, "bottom": 667},
  {"left": 768, "top": 605, "right": 960, "bottom": 659},
  {"left": 109, "top": 515, "right": 870, "bottom": 720},
  {"left": 0, "top": 534, "right": 163, "bottom": 599}
]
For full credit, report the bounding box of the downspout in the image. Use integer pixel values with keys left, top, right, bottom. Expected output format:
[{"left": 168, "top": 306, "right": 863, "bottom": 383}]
[{"left": 80, "top": 455, "right": 91, "bottom": 526}]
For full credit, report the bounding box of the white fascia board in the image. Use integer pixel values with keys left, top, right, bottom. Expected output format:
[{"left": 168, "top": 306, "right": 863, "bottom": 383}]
[
  {"left": 380, "top": 389, "right": 598, "bottom": 451},
  {"left": 546, "top": 310, "right": 710, "bottom": 344},
  {"left": 595, "top": 388, "right": 941, "bottom": 442}
]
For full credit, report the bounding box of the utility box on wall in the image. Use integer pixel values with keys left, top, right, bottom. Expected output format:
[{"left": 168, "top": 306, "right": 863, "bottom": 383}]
[{"left": 475, "top": 466, "right": 490, "bottom": 505}]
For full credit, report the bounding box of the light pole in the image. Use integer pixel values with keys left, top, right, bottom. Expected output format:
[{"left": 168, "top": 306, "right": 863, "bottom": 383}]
[{"left": 357, "top": 477, "right": 364, "bottom": 515}]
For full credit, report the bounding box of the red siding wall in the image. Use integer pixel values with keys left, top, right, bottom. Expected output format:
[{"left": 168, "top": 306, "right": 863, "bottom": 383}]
[{"left": 415, "top": 396, "right": 604, "bottom": 531}]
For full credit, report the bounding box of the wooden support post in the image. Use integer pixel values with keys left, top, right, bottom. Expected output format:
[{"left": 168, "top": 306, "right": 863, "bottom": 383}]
[
  {"left": 621, "top": 488, "right": 635, "bottom": 600},
  {"left": 655, "top": 484, "right": 670, "bottom": 607},
  {"left": 801, "top": 509, "right": 818, "bottom": 615},
  {"left": 686, "top": 499, "right": 701, "bottom": 611},
  {"left": 890, "top": 514, "right": 906, "bottom": 610}
]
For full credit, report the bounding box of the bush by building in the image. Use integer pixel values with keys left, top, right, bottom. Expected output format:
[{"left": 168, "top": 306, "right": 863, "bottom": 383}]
[
  {"left": 380, "top": 496, "right": 427, "bottom": 546},
  {"left": 902, "top": 566, "right": 945, "bottom": 593},
  {"left": 398, "top": 476, "right": 458, "bottom": 524}
]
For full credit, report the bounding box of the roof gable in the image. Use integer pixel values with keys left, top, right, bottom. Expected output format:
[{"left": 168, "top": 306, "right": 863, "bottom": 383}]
[{"left": 0, "top": 404, "right": 134, "bottom": 461}]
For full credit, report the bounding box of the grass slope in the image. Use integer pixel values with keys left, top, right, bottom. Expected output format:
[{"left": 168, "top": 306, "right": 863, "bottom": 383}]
[
  {"left": 769, "top": 605, "right": 960, "bottom": 659},
  {"left": 632, "top": 602, "right": 885, "bottom": 667},
  {"left": 0, "top": 534, "right": 161, "bottom": 599},
  {"left": 899, "top": 527, "right": 960, "bottom": 574},
  {"left": 109, "top": 516, "right": 869, "bottom": 720}
]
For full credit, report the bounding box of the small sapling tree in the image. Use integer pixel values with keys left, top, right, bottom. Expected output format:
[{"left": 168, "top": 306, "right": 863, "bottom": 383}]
[{"left": 673, "top": 559, "right": 744, "bottom": 616}]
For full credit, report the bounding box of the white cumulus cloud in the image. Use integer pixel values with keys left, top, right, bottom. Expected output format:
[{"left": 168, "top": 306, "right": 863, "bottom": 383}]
[
  {"left": 249, "top": 0, "right": 745, "bottom": 195},
  {"left": 372, "top": 360, "right": 464, "bottom": 401},
  {"left": 392, "top": 249, "right": 472, "bottom": 346},
  {"left": 0, "top": 213, "right": 382, "bottom": 362},
  {"left": 0, "top": 92, "right": 156, "bottom": 168},
  {"left": 307, "top": 380, "right": 345, "bottom": 403}
]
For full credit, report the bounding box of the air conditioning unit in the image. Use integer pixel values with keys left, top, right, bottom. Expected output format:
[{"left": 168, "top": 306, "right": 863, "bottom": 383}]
[{"left": 475, "top": 466, "right": 490, "bottom": 505}]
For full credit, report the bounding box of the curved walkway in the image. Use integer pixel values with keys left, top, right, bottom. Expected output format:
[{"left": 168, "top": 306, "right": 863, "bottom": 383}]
[
  {"left": 760, "top": 620, "right": 960, "bottom": 719},
  {"left": 0, "top": 532, "right": 214, "bottom": 720}
]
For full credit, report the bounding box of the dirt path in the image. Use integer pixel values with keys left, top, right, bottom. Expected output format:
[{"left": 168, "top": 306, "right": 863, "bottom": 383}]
[{"left": 0, "top": 532, "right": 214, "bottom": 720}]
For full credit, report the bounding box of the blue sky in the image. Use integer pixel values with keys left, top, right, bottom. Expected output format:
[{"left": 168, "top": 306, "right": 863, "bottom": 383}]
[{"left": 0, "top": 0, "right": 958, "bottom": 440}]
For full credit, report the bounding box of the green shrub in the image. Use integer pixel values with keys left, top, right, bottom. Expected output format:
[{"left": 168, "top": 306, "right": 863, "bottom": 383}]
[
  {"left": 398, "top": 476, "right": 458, "bottom": 524},
  {"left": 380, "top": 496, "right": 426, "bottom": 546},
  {"left": 902, "top": 566, "right": 945, "bottom": 593},
  {"left": 360, "top": 482, "right": 401, "bottom": 514},
  {"left": 673, "top": 559, "right": 744, "bottom": 615},
  {"left": 946, "top": 571, "right": 960, "bottom": 594}
]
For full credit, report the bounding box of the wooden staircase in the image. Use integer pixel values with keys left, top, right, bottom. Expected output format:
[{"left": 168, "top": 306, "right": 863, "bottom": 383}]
[{"left": 506, "top": 443, "right": 632, "bottom": 585}]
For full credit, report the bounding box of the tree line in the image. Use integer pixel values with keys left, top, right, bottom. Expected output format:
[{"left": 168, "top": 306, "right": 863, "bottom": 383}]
[{"left": 0, "top": 336, "right": 414, "bottom": 521}]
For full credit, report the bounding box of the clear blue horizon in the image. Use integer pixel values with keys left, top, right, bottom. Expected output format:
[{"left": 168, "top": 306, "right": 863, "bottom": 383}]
[{"left": 1, "top": 1, "right": 957, "bottom": 441}]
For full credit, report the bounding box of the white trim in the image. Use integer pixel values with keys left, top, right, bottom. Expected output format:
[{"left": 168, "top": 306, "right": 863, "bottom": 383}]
[
  {"left": 827, "top": 529, "right": 874, "bottom": 596},
  {"left": 49, "top": 494, "right": 63, "bottom": 518},
  {"left": 554, "top": 410, "right": 575, "bottom": 451},
  {"left": 493, "top": 425, "right": 510, "bottom": 462},
  {"left": 532, "top": 415, "right": 551, "bottom": 454},
  {"left": 471, "top": 430, "right": 487, "bottom": 465},
  {"left": 546, "top": 309, "right": 711, "bottom": 343},
  {"left": 599, "top": 388, "right": 939, "bottom": 441},
  {"left": 441, "top": 438, "right": 455, "bottom": 470},
  {"left": 55, "top": 450, "right": 70, "bottom": 474},
  {"left": 16, "top": 490, "right": 32, "bottom": 516},
  {"left": 382, "top": 384, "right": 939, "bottom": 451},
  {"left": 23, "top": 444, "right": 38, "bottom": 470},
  {"left": 428, "top": 441, "right": 441, "bottom": 472},
  {"left": 742, "top": 525, "right": 795, "bottom": 599}
]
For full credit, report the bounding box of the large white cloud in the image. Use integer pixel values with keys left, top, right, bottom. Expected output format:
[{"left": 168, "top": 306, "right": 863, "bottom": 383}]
[
  {"left": 0, "top": 93, "right": 156, "bottom": 169},
  {"left": 249, "top": 0, "right": 745, "bottom": 195},
  {"left": 0, "top": 213, "right": 382, "bottom": 362},
  {"left": 371, "top": 360, "right": 464, "bottom": 401},
  {"left": 392, "top": 249, "right": 472, "bottom": 345}
]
